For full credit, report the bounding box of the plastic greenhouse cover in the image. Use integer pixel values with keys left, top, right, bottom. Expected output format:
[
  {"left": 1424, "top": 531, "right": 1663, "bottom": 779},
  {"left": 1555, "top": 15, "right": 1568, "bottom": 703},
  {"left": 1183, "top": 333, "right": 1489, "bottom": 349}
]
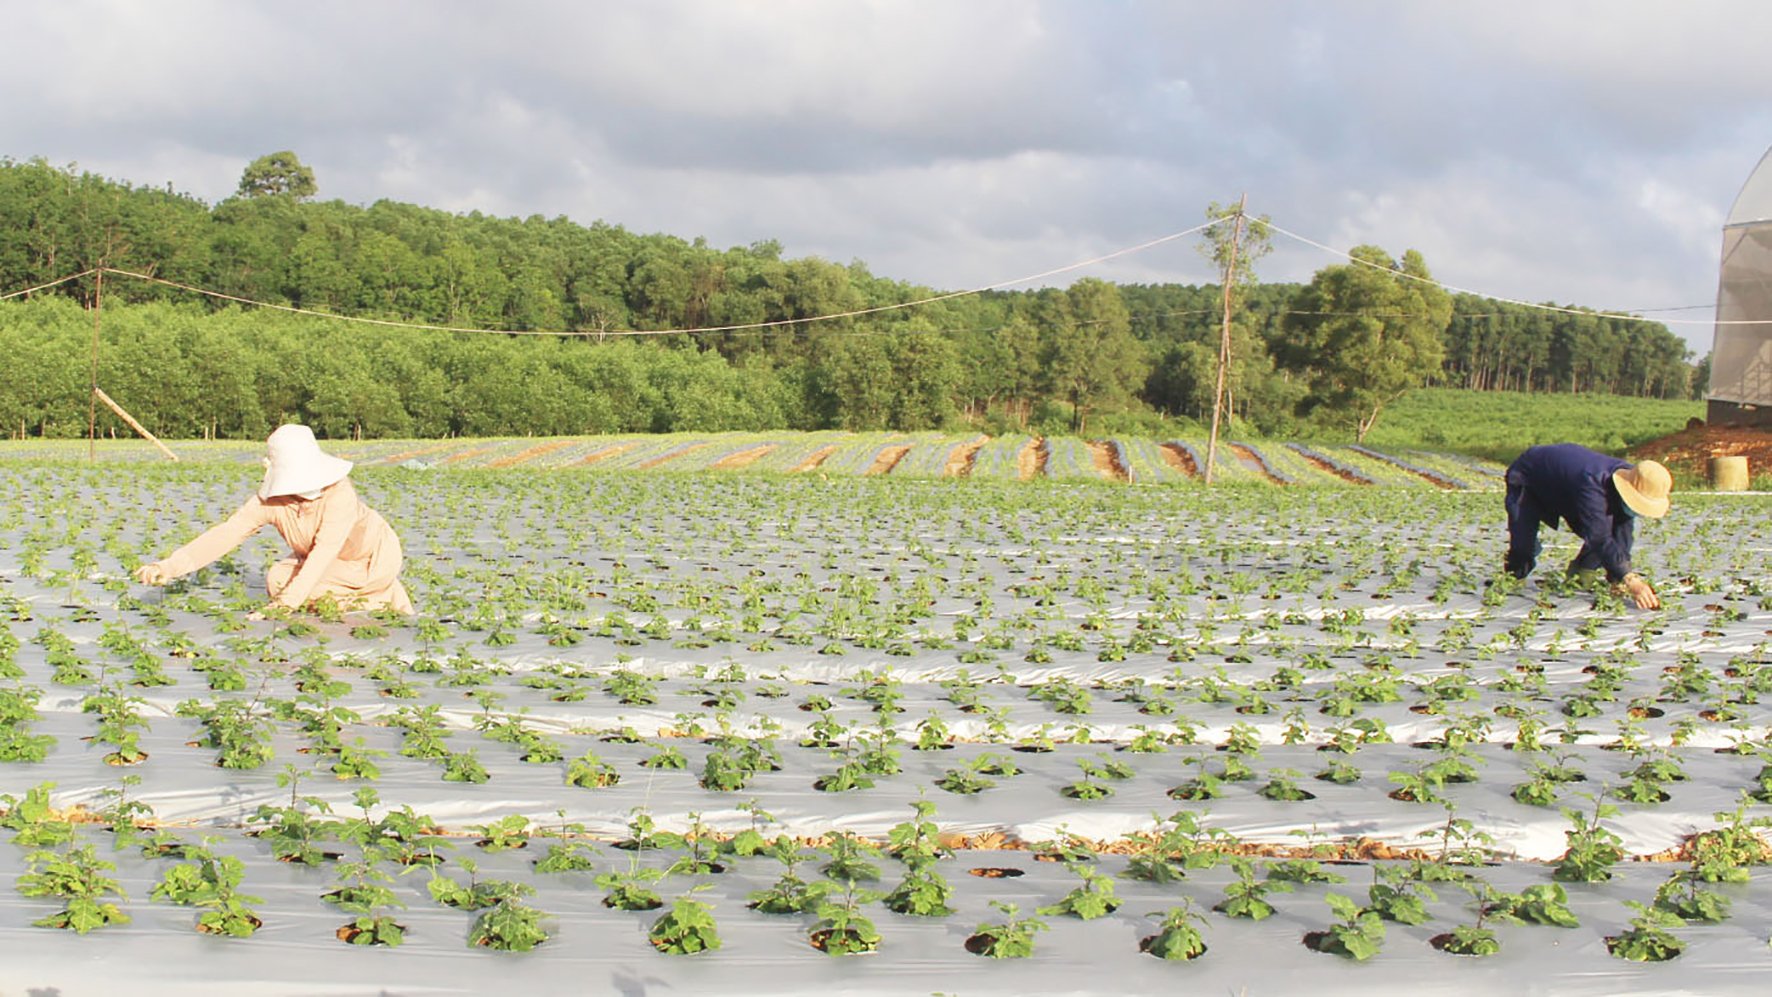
[{"left": 0, "top": 465, "right": 1770, "bottom": 993}]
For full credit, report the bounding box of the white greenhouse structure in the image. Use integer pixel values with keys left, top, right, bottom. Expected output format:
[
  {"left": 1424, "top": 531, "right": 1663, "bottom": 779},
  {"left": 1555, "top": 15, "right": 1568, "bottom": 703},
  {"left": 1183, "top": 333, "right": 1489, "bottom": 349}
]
[{"left": 1708, "top": 146, "right": 1772, "bottom": 427}]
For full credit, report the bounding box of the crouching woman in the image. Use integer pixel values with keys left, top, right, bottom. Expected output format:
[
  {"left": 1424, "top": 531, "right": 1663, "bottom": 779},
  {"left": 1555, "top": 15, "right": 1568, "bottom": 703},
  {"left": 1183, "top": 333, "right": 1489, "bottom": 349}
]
[{"left": 134, "top": 424, "right": 413, "bottom": 618}]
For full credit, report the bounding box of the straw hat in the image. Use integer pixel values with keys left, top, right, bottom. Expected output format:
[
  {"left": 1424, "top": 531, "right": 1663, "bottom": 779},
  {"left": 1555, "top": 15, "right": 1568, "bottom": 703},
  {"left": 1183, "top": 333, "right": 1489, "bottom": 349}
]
[
  {"left": 1613, "top": 460, "right": 1671, "bottom": 519},
  {"left": 258, "top": 424, "right": 353, "bottom": 499}
]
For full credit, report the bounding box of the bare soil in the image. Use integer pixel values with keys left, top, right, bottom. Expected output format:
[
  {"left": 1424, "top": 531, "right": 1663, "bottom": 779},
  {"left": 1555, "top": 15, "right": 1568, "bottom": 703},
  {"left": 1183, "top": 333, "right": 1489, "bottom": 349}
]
[
  {"left": 944, "top": 435, "right": 988, "bottom": 477},
  {"left": 489, "top": 439, "right": 575, "bottom": 469},
  {"left": 578, "top": 442, "right": 641, "bottom": 467},
  {"left": 1087, "top": 440, "right": 1128, "bottom": 482},
  {"left": 866, "top": 445, "right": 911, "bottom": 476},
  {"left": 1158, "top": 442, "right": 1198, "bottom": 478},
  {"left": 1630, "top": 423, "right": 1772, "bottom": 479},
  {"left": 711, "top": 444, "right": 776, "bottom": 470},
  {"left": 1293, "top": 448, "right": 1368, "bottom": 485},
  {"left": 639, "top": 442, "right": 708, "bottom": 470},
  {"left": 1016, "top": 437, "right": 1047, "bottom": 481},
  {"left": 792, "top": 444, "right": 839, "bottom": 472},
  {"left": 441, "top": 446, "right": 496, "bottom": 465}
]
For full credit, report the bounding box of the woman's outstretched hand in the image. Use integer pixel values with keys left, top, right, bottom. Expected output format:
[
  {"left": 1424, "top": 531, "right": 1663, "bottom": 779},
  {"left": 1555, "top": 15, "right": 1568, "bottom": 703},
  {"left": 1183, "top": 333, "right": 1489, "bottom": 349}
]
[{"left": 134, "top": 563, "right": 169, "bottom": 585}]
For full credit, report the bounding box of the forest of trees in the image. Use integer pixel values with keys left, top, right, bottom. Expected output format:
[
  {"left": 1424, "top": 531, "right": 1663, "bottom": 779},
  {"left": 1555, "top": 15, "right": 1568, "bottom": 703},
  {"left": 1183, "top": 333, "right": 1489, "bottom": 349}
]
[{"left": 0, "top": 155, "right": 1702, "bottom": 441}]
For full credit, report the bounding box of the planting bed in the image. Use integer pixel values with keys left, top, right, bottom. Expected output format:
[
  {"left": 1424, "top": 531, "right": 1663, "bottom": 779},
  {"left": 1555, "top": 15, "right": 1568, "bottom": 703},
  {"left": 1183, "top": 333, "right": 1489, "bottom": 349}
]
[{"left": 0, "top": 458, "right": 1768, "bottom": 994}]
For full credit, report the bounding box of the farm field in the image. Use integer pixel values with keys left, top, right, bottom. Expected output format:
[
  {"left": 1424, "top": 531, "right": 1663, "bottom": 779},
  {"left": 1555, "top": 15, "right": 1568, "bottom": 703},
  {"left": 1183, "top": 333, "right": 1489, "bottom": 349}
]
[
  {"left": 1, "top": 431, "right": 1509, "bottom": 489},
  {"left": 0, "top": 460, "right": 1768, "bottom": 995}
]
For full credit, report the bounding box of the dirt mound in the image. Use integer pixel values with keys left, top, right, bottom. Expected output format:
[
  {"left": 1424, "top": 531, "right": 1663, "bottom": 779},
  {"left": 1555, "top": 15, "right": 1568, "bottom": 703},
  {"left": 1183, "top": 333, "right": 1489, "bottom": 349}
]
[
  {"left": 712, "top": 444, "right": 775, "bottom": 470},
  {"left": 1017, "top": 437, "right": 1047, "bottom": 481},
  {"left": 944, "top": 436, "right": 987, "bottom": 477},
  {"left": 1085, "top": 440, "right": 1128, "bottom": 482},
  {"left": 791, "top": 444, "right": 839, "bottom": 472},
  {"left": 867, "top": 444, "right": 911, "bottom": 476},
  {"left": 1630, "top": 422, "right": 1772, "bottom": 478},
  {"left": 1158, "top": 442, "right": 1197, "bottom": 478}
]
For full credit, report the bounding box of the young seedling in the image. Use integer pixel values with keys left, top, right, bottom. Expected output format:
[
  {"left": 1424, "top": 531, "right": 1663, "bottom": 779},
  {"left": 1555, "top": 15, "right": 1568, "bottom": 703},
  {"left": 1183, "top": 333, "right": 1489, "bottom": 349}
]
[
  {"left": 469, "top": 897, "right": 552, "bottom": 951},
  {"left": 17, "top": 842, "right": 131, "bottom": 933},
  {"left": 1038, "top": 862, "right": 1121, "bottom": 920},
  {"left": 1303, "top": 893, "right": 1386, "bottom": 961},
  {"left": 749, "top": 837, "right": 825, "bottom": 915},
  {"left": 1140, "top": 899, "right": 1208, "bottom": 961},
  {"left": 882, "top": 857, "right": 954, "bottom": 917},
  {"left": 649, "top": 885, "right": 722, "bottom": 954},
  {"left": 1553, "top": 792, "right": 1625, "bottom": 882},
  {"left": 1606, "top": 901, "right": 1685, "bottom": 962},
  {"left": 965, "top": 900, "right": 1047, "bottom": 958},
  {"left": 1365, "top": 864, "right": 1436, "bottom": 925},
  {"left": 809, "top": 880, "right": 883, "bottom": 955}
]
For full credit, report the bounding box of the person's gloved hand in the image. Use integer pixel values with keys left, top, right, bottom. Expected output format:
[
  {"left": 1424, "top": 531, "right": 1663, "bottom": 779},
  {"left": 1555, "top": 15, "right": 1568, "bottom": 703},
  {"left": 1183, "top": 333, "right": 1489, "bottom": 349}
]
[
  {"left": 134, "top": 563, "right": 170, "bottom": 586},
  {"left": 1616, "top": 573, "right": 1660, "bottom": 610}
]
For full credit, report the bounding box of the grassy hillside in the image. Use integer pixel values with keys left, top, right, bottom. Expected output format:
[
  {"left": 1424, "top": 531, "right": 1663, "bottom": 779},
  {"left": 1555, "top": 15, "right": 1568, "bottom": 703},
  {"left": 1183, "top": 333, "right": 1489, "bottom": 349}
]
[{"left": 1357, "top": 388, "right": 1703, "bottom": 462}]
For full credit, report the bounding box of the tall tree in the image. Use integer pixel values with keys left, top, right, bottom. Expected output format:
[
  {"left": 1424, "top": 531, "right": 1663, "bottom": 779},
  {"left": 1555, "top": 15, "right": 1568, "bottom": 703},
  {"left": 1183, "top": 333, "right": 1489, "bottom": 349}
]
[
  {"left": 1279, "top": 246, "right": 1452, "bottom": 441},
  {"left": 237, "top": 151, "right": 317, "bottom": 200}
]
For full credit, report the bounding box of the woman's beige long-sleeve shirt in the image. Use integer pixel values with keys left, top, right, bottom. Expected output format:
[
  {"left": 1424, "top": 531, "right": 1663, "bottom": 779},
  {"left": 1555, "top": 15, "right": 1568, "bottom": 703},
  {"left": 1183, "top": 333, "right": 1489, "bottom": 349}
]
[{"left": 156, "top": 478, "right": 411, "bottom": 613}]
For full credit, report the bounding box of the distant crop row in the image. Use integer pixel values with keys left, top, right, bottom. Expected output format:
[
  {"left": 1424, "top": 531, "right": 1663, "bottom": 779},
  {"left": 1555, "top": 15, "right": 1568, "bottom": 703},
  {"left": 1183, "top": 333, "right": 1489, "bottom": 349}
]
[{"left": 5, "top": 432, "right": 1506, "bottom": 489}]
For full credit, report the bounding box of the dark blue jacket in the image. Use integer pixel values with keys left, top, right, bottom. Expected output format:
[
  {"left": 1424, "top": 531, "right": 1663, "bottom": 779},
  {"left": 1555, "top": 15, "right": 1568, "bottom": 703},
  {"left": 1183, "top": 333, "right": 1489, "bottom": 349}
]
[{"left": 1504, "top": 443, "right": 1635, "bottom": 581}]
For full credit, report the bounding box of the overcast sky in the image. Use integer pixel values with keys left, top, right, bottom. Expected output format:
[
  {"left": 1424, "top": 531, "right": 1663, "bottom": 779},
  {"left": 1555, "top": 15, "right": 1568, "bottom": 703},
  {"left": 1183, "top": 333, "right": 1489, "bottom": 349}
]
[{"left": 5, "top": 1, "right": 1768, "bottom": 351}]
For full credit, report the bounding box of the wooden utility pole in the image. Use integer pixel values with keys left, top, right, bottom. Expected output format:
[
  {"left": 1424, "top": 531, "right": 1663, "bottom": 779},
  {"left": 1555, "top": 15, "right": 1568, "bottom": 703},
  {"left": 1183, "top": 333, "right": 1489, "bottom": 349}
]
[
  {"left": 87, "top": 268, "right": 104, "bottom": 462},
  {"left": 1204, "top": 195, "right": 1246, "bottom": 485}
]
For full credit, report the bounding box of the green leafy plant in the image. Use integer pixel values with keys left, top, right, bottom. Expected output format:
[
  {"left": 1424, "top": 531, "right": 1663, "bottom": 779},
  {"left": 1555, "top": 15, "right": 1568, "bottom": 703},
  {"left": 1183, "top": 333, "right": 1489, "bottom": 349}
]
[
  {"left": 469, "top": 897, "right": 552, "bottom": 951},
  {"left": 809, "top": 880, "right": 883, "bottom": 955},
  {"left": 1606, "top": 902, "right": 1685, "bottom": 962},
  {"left": 1140, "top": 899, "right": 1208, "bottom": 960},
  {"left": 648, "top": 887, "right": 722, "bottom": 954},
  {"left": 1304, "top": 893, "right": 1385, "bottom": 961},
  {"left": 17, "top": 842, "right": 131, "bottom": 933},
  {"left": 965, "top": 900, "right": 1047, "bottom": 958},
  {"left": 1039, "top": 862, "right": 1121, "bottom": 920}
]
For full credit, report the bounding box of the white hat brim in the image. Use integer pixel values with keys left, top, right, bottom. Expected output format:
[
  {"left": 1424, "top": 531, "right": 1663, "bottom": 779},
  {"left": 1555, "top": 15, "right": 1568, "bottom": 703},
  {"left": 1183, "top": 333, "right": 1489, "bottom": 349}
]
[{"left": 259, "top": 453, "right": 353, "bottom": 499}]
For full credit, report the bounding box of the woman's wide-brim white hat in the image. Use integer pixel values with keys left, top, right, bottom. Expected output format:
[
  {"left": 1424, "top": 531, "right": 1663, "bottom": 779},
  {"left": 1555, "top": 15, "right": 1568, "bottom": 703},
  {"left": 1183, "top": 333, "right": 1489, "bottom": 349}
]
[{"left": 258, "top": 424, "right": 353, "bottom": 499}]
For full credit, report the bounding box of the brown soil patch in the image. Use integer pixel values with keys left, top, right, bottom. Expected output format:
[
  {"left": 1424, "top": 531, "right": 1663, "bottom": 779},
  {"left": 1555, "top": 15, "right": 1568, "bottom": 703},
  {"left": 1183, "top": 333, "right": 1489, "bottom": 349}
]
[
  {"left": 1087, "top": 440, "right": 1128, "bottom": 482},
  {"left": 867, "top": 444, "right": 911, "bottom": 476},
  {"left": 1631, "top": 423, "right": 1772, "bottom": 481},
  {"left": 441, "top": 446, "right": 496, "bottom": 465},
  {"left": 1294, "top": 448, "right": 1369, "bottom": 485},
  {"left": 1016, "top": 437, "right": 1047, "bottom": 480},
  {"left": 1229, "top": 444, "right": 1285, "bottom": 485},
  {"left": 578, "top": 442, "right": 641, "bottom": 467},
  {"left": 944, "top": 435, "right": 988, "bottom": 477},
  {"left": 712, "top": 444, "right": 776, "bottom": 470},
  {"left": 792, "top": 444, "right": 839, "bottom": 473},
  {"left": 489, "top": 439, "right": 575, "bottom": 469},
  {"left": 1158, "top": 442, "right": 1198, "bottom": 478},
  {"left": 639, "top": 442, "right": 708, "bottom": 470}
]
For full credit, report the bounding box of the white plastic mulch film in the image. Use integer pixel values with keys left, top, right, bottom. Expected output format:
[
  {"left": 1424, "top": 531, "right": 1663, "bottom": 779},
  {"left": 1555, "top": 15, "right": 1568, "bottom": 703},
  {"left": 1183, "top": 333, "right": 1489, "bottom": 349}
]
[
  {"left": 0, "top": 460, "right": 1770, "bottom": 995},
  {"left": 1710, "top": 146, "right": 1772, "bottom": 408}
]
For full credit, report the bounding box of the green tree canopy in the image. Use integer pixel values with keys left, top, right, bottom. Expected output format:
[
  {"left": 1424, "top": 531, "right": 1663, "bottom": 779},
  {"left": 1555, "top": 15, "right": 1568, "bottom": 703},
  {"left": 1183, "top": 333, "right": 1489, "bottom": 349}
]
[
  {"left": 237, "top": 151, "right": 317, "bottom": 200},
  {"left": 1279, "top": 246, "right": 1453, "bottom": 441}
]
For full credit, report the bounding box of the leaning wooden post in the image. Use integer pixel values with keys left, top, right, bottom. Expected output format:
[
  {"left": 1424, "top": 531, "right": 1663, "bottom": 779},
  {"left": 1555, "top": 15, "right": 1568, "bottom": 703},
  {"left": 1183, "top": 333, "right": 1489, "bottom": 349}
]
[
  {"left": 92, "top": 387, "right": 178, "bottom": 462},
  {"left": 1204, "top": 195, "right": 1247, "bottom": 485}
]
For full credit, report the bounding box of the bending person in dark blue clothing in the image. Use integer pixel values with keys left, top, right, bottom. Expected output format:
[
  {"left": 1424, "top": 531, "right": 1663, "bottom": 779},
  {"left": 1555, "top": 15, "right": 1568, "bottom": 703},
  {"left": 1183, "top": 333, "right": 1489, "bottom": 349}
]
[{"left": 1503, "top": 443, "right": 1673, "bottom": 609}]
